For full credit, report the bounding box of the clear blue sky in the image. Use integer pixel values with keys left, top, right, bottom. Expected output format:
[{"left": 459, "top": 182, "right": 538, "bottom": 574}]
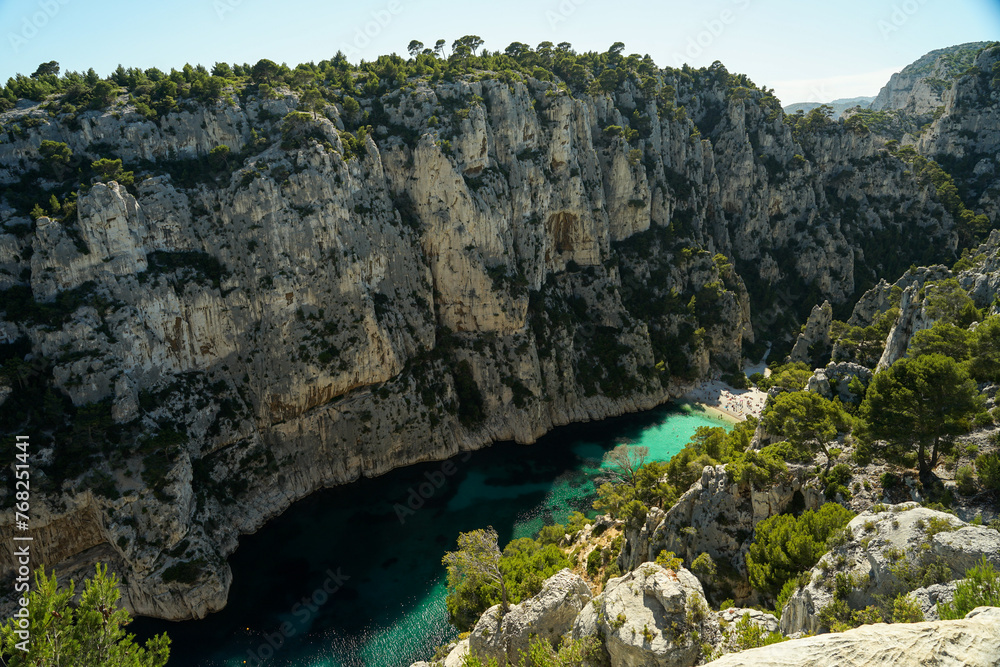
[{"left": 1, "top": 0, "right": 998, "bottom": 104}]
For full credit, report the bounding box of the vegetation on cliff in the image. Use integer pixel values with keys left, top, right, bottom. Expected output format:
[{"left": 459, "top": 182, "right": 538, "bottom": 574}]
[{"left": 0, "top": 565, "right": 170, "bottom": 666}]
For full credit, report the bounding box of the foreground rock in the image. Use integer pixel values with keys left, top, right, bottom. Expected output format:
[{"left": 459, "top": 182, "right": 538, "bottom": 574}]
[
  {"left": 780, "top": 503, "right": 1000, "bottom": 635},
  {"left": 712, "top": 607, "right": 780, "bottom": 657},
  {"left": 469, "top": 569, "right": 592, "bottom": 663},
  {"left": 707, "top": 607, "right": 1000, "bottom": 667},
  {"left": 574, "top": 564, "right": 720, "bottom": 667}
]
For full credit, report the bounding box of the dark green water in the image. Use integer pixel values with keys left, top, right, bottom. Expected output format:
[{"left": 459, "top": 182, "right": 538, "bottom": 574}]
[{"left": 131, "top": 404, "right": 728, "bottom": 667}]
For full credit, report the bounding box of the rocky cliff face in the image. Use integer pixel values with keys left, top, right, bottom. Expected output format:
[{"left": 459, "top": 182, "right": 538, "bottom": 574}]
[
  {"left": 0, "top": 61, "right": 977, "bottom": 619},
  {"left": 869, "top": 42, "right": 991, "bottom": 116},
  {"left": 860, "top": 42, "right": 1000, "bottom": 225},
  {"left": 617, "top": 464, "right": 824, "bottom": 598},
  {"left": 821, "top": 229, "right": 1000, "bottom": 372}
]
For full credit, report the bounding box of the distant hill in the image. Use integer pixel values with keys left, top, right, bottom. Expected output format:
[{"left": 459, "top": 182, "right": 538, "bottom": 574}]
[{"left": 782, "top": 97, "right": 875, "bottom": 120}]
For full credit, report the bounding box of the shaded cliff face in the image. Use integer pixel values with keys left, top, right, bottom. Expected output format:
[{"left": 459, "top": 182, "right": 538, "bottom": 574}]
[
  {"left": 848, "top": 43, "right": 1000, "bottom": 226},
  {"left": 916, "top": 44, "right": 1000, "bottom": 224},
  {"left": 0, "top": 65, "right": 966, "bottom": 619}
]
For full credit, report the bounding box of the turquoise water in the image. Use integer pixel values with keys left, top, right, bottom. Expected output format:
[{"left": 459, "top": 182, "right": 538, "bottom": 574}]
[{"left": 132, "top": 404, "right": 727, "bottom": 667}]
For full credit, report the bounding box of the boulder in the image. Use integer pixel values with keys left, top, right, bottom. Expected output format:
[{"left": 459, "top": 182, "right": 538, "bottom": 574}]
[
  {"left": 580, "top": 564, "right": 720, "bottom": 667},
  {"left": 707, "top": 607, "right": 1000, "bottom": 667},
  {"left": 805, "top": 362, "right": 872, "bottom": 404},
  {"left": 713, "top": 608, "right": 780, "bottom": 658},
  {"left": 443, "top": 638, "right": 470, "bottom": 667},
  {"left": 717, "top": 607, "right": 779, "bottom": 633},
  {"left": 907, "top": 581, "right": 961, "bottom": 622},
  {"left": 469, "top": 569, "right": 591, "bottom": 663}
]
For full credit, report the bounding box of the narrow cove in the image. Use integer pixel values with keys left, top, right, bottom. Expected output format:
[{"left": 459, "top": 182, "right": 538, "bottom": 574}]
[{"left": 132, "top": 404, "right": 731, "bottom": 666}]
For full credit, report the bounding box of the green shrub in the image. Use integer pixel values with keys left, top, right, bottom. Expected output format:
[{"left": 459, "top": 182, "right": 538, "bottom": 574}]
[
  {"left": 747, "top": 503, "right": 855, "bottom": 598},
  {"left": 819, "top": 463, "right": 853, "bottom": 500},
  {"left": 691, "top": 552, "right": 717, "bottom": 582},
  {"left": 91, "top": 157, "right": 134, "bottom": 187},
  {"left": 537, "top": 524, "right": 565, "bottom": 545},
  {"left": 565, "top": 511, "right": 590, "bottom": 534},
  {"left": 726, "top": 446, "right": 789, "bottom": 486},
  {"left": 818, "top": 600, "right": 883, "bottom": 632},
  {"left": 775, "top": 578, "right": 799, "bottom": 615},
  {"left": 721, "top": 372, "right": 751, "bottom": 390},
  {"left": 925, "top": 516, "right": 958, "bottom": 537},
  {"left": 461, "top": 653, "right": 499, "bottom": 667},
  {"left": 512, "top": 635, "right": 606, "bottom": 667},
  {"left": 937, "top": 557, "right": 1000, "bottom": 620},
  {"left": 621, "top": 499, "right": 649, "bottom": 528},
  {"left": 586, "top": 549, "right": 603, "bottom": 578},
  {"left": 729, "top": 613, "right": 787, "bottom": 651},
  {"left": 655, "top": 550, "right": 683, "bottom": 570},
  {"left": 975, "top": 452, "right": 1000, "bottom": 492},
  {"left": 956, "top": 465, "right": 977, "bottom": 495},
  {"left": 757, "top": 362, "right": 812, "bottom": 391},
  {"left": 880, "top": 472, "right": 901, "bottom": 489},
  {"left": 891, "top": 593, "right": 925, "bottom": 623}
]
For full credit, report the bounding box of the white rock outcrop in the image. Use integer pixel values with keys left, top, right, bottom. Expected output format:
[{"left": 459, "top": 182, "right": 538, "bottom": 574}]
[
  {"left": 469, "top": 569, "right": 592, "bottom": 664},
  {"left": 708, "top": 607, "right": 1000, "bottom": 667},
  {"left": 619, "top": 464, "right": 824, "bottom": 584},
  {"left": 576, "top": 564, "right": 720, "bottom": 667},
  {"left": 780, "top": 503, "right": 1000, "bottom": 636}
]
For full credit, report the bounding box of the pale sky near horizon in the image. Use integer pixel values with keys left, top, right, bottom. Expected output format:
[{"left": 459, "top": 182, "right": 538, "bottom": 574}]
[{"left": 0, "top": 0, "right": 998, "bottom": 105}]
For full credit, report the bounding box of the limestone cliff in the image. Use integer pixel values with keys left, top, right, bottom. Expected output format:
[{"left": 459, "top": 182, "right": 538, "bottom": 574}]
[
  {"left": 0, "top": 58, "right": 979, "bottom": 619},
  {"left": 856, "top": 42, "right": 1000, "bottom": 226},
  {"left": 869, "top": 42, "right": 991, "bottom": 116}
]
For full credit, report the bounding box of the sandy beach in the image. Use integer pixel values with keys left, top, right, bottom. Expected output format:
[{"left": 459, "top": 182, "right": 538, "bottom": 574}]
[
  {"left": 681, "top": 373, "right": 769, "bottom": 423},
  {"left": 678, "top": 401, "right": 742, "bottom": 424}
]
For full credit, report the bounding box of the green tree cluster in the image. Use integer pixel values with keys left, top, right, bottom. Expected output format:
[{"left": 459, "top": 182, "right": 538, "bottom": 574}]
[
  {"left": 760, "top": 391, "right": 849, "bottom": 470},
  {"left": 907, "top": 315, "right": 1000, "bottom": 383},
  {"left": 443, "top": 527, "right": 571, "bottom": 631},
  {"left": 0, "top": 564, "right": 170, "bottom": 666},
  {"left": 860, "top": 353, "right": 983, "bottom": 475},
  {"left": 746, "top": 503, "right": 855, "bottom": 600},
  {"left": 755, "top": 362, "right": 813, "bottom": 392}
]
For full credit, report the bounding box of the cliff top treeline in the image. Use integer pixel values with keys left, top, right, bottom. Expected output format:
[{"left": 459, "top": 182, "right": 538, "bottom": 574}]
[{"left": 2, "top": 39, "right": 780, "bottom": 118}]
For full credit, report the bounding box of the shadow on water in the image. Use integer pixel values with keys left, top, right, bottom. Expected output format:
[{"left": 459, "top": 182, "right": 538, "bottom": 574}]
[{"left": 130, "top": 403, "right": 726, "bottom": 667}]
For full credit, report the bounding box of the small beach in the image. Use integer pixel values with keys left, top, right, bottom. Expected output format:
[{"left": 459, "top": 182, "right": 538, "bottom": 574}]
[{"left": 680, "top": 354, "right": 771, "bottom": 422}]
